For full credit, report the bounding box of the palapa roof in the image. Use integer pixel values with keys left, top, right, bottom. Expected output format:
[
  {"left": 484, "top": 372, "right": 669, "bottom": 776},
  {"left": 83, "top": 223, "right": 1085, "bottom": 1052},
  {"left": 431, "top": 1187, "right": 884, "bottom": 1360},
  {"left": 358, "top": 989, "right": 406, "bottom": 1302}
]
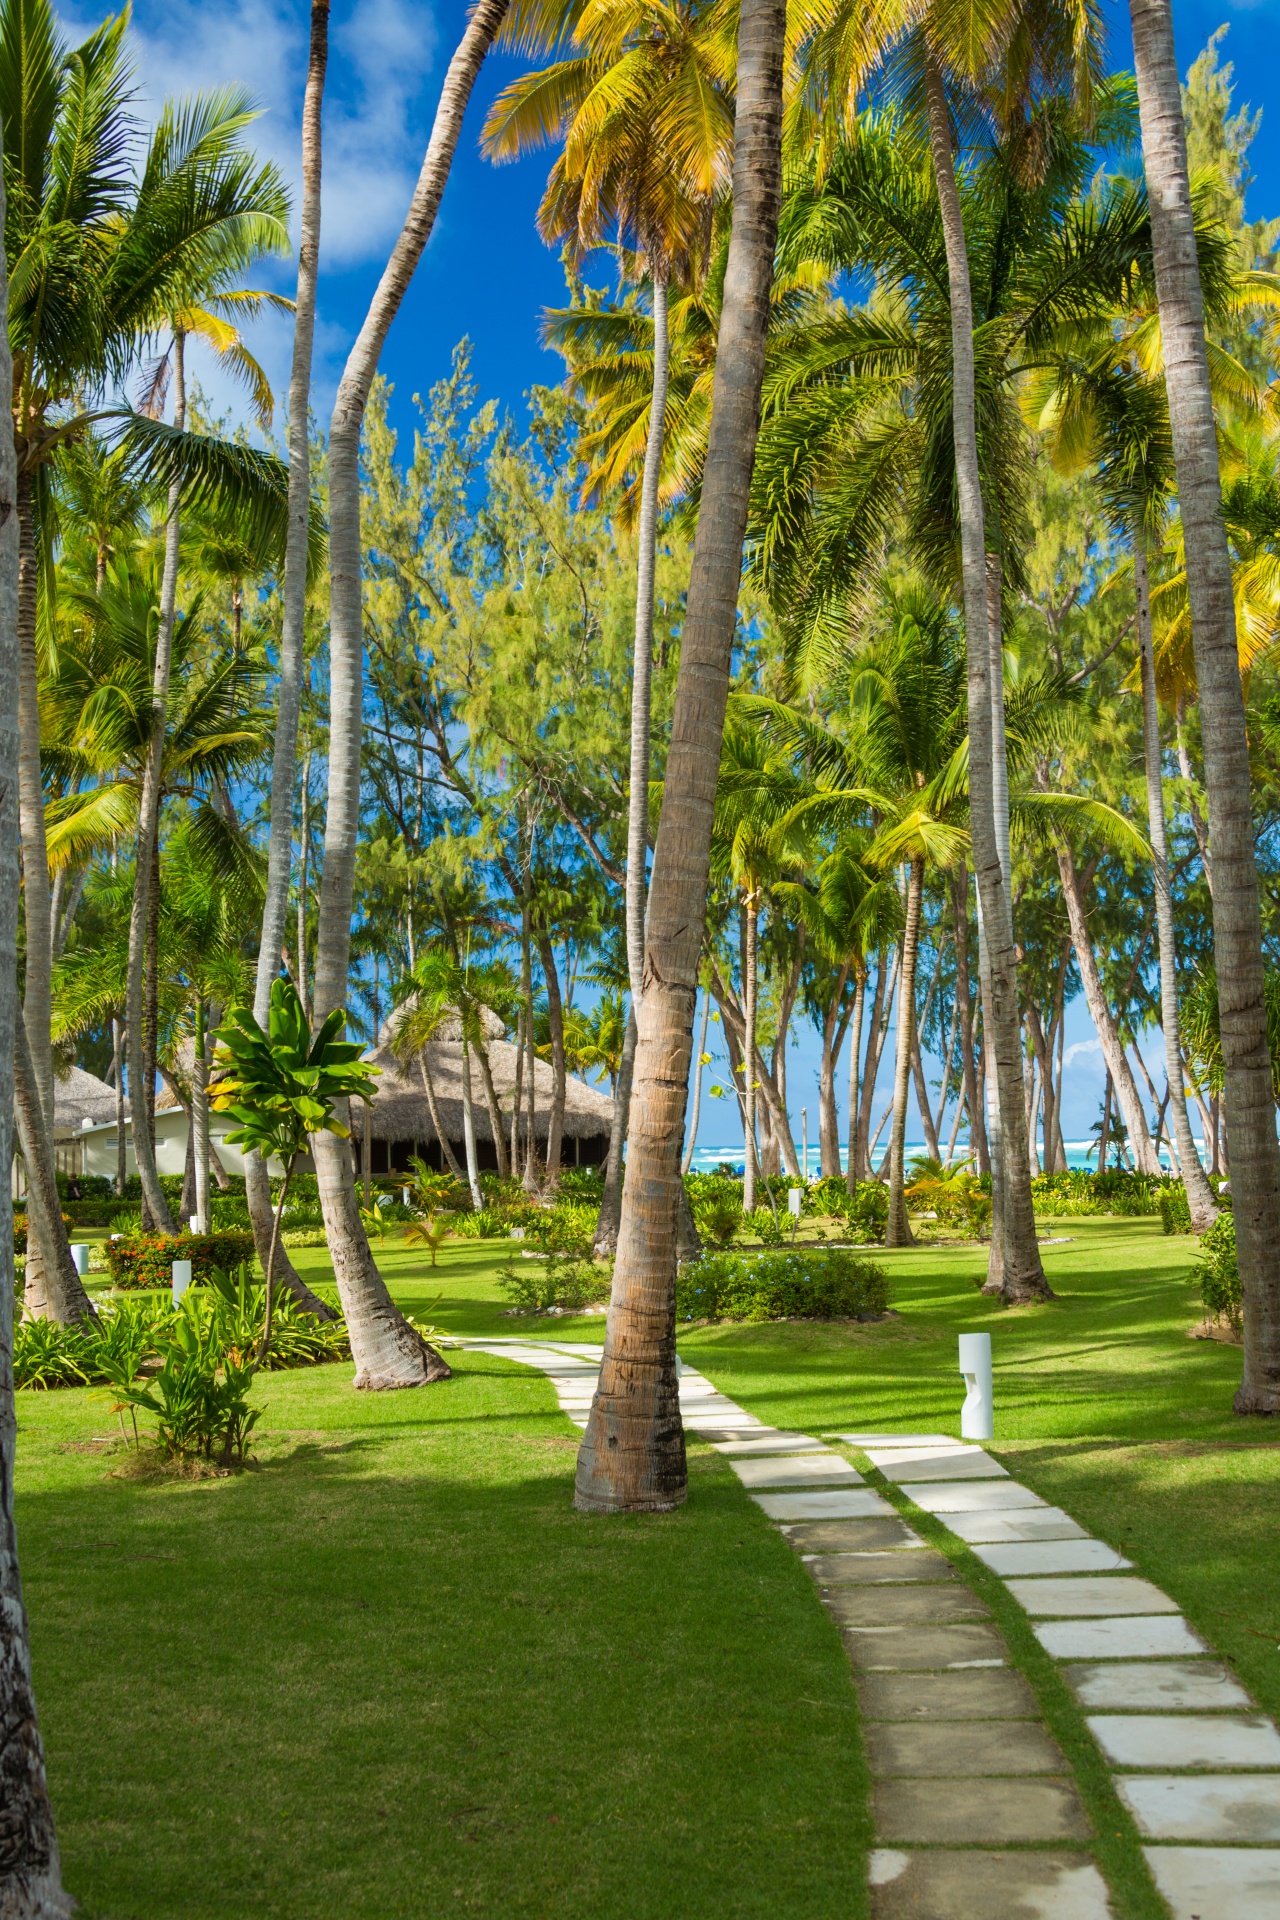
[
  {"left": 54, "top": 1064, "right": 120, "bottom": 1131},
  {"left": 367, "top": 1036, "right": 612, "bottom": 1145}
]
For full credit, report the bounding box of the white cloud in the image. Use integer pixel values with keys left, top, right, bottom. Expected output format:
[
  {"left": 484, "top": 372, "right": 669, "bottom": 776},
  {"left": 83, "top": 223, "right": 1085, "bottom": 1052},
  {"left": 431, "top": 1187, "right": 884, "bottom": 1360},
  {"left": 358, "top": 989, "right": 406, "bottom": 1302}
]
[{"left": 1061, "top": 1038, "right": 1103, "bottom": 1069}]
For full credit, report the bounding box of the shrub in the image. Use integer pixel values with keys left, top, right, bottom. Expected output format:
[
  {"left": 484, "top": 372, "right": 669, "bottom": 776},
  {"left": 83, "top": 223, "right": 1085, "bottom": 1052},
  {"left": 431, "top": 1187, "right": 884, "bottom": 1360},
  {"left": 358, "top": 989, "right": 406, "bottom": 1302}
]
[
  {"left": 498, "top": 1255, "right": 611, "bottom": 1315},
  {"left": 523, "top": 1201, "right": 597, "bottom": 1259},
  {"left": 807, "top": 1176, "right": 851, "bottom": 1217},
  {"left": 692, "top": 1188, "right": 743, "bottom": 1248},
  {"left": 1159, "top": 1185, "right": 1192, "bottom": 1235},
  {"left": 451, "top": 1207, "right": 508, "bottom": 1239},
  {"left": 557, "top": 1167, "right": 606, "bottom": 1202},
  {"left": 105, "top": 1230, "right": 256, "bottom": 1289},
  {"left": 676, "top": 1246, "right": 891, "bottom": 1323},
  {"left": 1193, "top": 1211, "right": 1241, "bottom": 1331},
  {"left": 844, "top": 1182, "right": 888, "bottom": 1244},
  {"left": 744, "top": 1205, "right": 785, "bottom": 1247}
]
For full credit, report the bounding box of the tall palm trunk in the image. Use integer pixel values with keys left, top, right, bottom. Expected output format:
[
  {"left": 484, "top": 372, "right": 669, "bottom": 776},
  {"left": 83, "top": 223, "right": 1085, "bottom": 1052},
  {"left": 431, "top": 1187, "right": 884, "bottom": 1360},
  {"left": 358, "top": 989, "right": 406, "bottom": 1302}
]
[
  {"left": 475, "top": 1036, "right": 509, "bottom": 1179},
  {"left": 15, "top": 473, "right": 51, "bottom": 1138},
  {"left": 845, "top": 962, "right": 867, "bottom": 1187},
  {"left": 15, "top": 1011, "right": 95, "bottom": 1325},
  {"left": 460, "top": 1038, "right": 483, "bottom": 1211},
  {"left": 952, "top": 867, "right": 987, "bottom": 1172},
  {"left": 416, "top": 1048, "right": 465, "bottom": 1181},
  {"left": 886, "top": 859, "right": 922, "bottom": 1246},
  {"left": 819, "top": 962, "right": 850, "bottom": 1177},
  {"left": 626, "top": 275, "right": 669, "bottom": 1009},
  {"left": 313, "top": 0, "right": 506, "bottom": 1387},
  {"left": 742, "top": 891, "right": 759, "bottom": 1214},
  {"left": 593, "top": 1005, "right": 636, "bottom": 1258},
  {"left": 922, "top": 52, "right": 1048, "bottom": 1302},
  {"left": 192, "top": 999, "right": 211, "bottom": 1235},
  {"left": 112, "top": 1016, "right": 126, "bottom": 1196},
  {"left": 125, "top": 335, "right": 184, "bottom": 1239},
  {"left": 681, "top": 986, "right": 711, "bottom": 1175},
  {"left": 1129, "top": 0, "right": 1280, "bottom": 1409},
  {"left": 247, "top": 3, "right": 332, "bottom": 1316},
  {"left": 0, "top": 157, "right": 73, "bottom": 1905},
  {"left": 537, "top": 932, "right": 567, "bottom": 1187},
  {"left": 1135, "top": 538, "right": 1217, "bottom": 1230},
  {"left": 856, "top": 948, "right": 896, "bottom": 1184},
  {"left": 575, "top": 0, "right": 786, "bottom": 1514}
]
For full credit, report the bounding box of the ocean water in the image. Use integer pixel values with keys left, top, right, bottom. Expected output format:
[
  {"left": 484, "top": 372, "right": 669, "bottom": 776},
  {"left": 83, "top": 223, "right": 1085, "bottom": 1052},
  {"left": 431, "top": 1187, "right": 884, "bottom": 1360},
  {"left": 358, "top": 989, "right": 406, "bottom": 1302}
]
[{"left": 684, "top": 1141, "right": 1189, "bottom": 1178}]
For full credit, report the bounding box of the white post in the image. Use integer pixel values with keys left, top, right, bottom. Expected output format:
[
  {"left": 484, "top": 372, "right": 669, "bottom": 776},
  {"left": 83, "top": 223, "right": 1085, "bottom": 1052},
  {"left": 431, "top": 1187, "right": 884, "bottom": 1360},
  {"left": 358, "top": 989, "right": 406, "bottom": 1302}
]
[
  {"left": 70, "top": 1243, "right": 90, "bottom": 1277},
  {"left": 189, "top": 1214, "right": 199, "bottom": 1233},
  {"left": 788, "top": 1187, "right": 803, "bottom": 1219},
  {"left": 171, "top": 1259, "right": 193, "bottom": 1307},
  {"left": 958, "top": 1332, "right": 993, "bottom": 1440}
]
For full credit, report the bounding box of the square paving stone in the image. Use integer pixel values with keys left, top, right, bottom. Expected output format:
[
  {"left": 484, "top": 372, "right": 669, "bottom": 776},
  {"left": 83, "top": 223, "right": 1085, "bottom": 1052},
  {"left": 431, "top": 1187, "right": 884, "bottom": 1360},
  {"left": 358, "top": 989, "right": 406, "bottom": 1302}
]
[
  {"left": 910, "top": 1481, "right": 1046, "bottom": 1513},
  {"left": 752, "top": 1489, "right": 893, "bottom": 1520},
  {"left": 1007, "top": 1576, "right": 1178, "bottom": 1618},
  {"left": 805, "top": 1549, "right": 957, "bottom": 1585},
  {"left": 865, "top": 1718, "right": 1066, "bottom": 1776},
  {"left": 1087, "top": 1714, "right": 1280, "bottom": 1769},
  {"left": 1063, "top": 1662, "right": 1252, "bottom": 1713},
  {"left": 872, "top": 1447, "right": 1009, "bottom": 1483},
  {"left": 869, "top": 1850, "right": 1112, "bottom": 1920},
  {"left": 859, "top": 1668, "right": 1038, "bottom": 1721},
  {"left": 825, "top": 1585, "right": 989, "bottom": 1627},
  {"left": 711, "top": 1432, "right": 824, "bottom": 1454},
  {"left": 944, "top": 1508, "right": 1087, "bottom": 1543},
  {"left": 1035, "top": 1616, "right": 1208, "bottom": 1661},
  {"left": 873, "top": 1777, "right": 1090, "bottom": 1842},
  {"left": 837, "top": 1433, "right": 960, "bottom": 1448},
  {"left": 1117, "top": 1774, "right": 1280, "bottom": 1840},
  {"left": 843, "top": 1622, "right": 1008, "bottom": 1670},
  {"left": 782, "top": 1518, "right": 926, "bottom": 1554},
  {"left": 973, "top": 1539, "right": 1131, "bottom": 1576},
  {"left": 729, "top": 1454, "right": 864, "bottom": 1489},
  {"left": 1144, "top": 1846, "right": 1280, "bottom": 1920}
]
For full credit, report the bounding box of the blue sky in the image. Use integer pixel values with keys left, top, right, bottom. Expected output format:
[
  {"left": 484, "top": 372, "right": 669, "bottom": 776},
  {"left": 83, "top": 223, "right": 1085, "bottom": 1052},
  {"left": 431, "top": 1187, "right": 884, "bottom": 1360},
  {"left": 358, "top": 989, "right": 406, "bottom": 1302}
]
[{"left": 92, "top": 0, "right": 1277, "bottom": 1154}]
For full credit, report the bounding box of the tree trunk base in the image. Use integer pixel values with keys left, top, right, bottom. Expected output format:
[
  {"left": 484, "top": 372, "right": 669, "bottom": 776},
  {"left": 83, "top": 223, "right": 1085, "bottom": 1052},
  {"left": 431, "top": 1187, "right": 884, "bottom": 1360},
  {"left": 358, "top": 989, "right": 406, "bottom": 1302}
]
[
  {"left": 984, "top": 1271, "right": 1055, "bottom": 1303},
  {"left": 574, "top": 1369, "right": 687, "bottom": 1513},
  {"left": 1233, "top": 1381, "right": 1279, "bottom": 1416},
  {"left": 354, "top": 1332, "right": 452, "bottom": 1391}
]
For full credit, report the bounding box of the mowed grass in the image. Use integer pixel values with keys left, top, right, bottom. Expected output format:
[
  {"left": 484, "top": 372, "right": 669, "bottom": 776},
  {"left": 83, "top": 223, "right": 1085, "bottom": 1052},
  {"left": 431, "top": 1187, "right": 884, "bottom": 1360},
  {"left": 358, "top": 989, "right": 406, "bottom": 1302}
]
[{"left": 20, "top": 1212, "right": 1279, "bottom": 1915}]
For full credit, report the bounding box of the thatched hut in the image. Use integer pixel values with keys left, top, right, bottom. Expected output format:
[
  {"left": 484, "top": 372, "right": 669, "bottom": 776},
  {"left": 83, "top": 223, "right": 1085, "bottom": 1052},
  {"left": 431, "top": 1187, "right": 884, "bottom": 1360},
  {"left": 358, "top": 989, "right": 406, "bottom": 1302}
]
[
  {"left": 363, "top": 1025, "right": 613, "bottom": 1175},
  {"left": 53, "top": 1064, "right": 120, "bottom": 1132}
]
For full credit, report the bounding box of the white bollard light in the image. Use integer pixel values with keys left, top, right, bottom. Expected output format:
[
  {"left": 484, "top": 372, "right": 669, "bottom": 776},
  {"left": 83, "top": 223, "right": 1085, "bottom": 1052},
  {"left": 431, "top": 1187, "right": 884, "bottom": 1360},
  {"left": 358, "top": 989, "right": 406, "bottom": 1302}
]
[
  {"left": 189, "top": 1214, "right": 199, "bottom": 1233},
  {"left": 788, "top": 1188, "right": 803, "bottom": 1218},
  {"left": 402, "top": 1188, "right": 410, "bottom": 1206},
  {"left": 958, "top": 1332, "right": 993, "bottom": 1440},
  {"left": 70, "top": 1243, "right": 90, "bottom": 1277},
  {"left": 171, "top": 1259, "right": 193, "bottom": 1307}
]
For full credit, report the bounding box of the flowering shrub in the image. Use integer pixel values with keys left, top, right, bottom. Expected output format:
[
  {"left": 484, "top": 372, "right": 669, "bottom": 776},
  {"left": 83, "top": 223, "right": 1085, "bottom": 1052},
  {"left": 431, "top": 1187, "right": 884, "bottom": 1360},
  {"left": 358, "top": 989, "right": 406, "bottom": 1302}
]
[
  {"left": 104, "top": 1231, "right": 255, "bottom": 1289},
  {"left": 676, "top": 1247, "right": 890, "bottom": 1323},
  {"left": 14, "top": 1213, "right": 73, "bottom": 1255}
]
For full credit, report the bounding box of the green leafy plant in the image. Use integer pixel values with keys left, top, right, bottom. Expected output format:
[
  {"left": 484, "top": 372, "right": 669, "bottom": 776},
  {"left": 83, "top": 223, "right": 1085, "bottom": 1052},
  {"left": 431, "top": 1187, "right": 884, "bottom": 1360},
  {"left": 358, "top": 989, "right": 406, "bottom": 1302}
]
[
  {"left": 693, "top": 1189, "right": 743, "bottom": 1248},
  {"left": 105, "top": 1230, "right": 256, "bottom": 1289},
  {"left": 213, "top": 978, "right": 377, "bottom": 1360},
  {"left": 1159, "top": 1185, "right": 1192, "bottom": 1235},
  {"left": 1193, "top": 1211, "right": 1241, "bottom": 1332},
  {"left": 498, "top": 1256, "right": 611, "bottom": 1315},
  {"left": 450, "top": 1207, "right": 508, "bottom": 1239},
  {"left": 745, "top": 1205, "right": 785, "bottom": 1248},
  {"left": 676, "top": 1247, "right": 891, "bottom": 1324},
  {"left": 403, "top": 1215, "right": 452, "bottom": 1267}
]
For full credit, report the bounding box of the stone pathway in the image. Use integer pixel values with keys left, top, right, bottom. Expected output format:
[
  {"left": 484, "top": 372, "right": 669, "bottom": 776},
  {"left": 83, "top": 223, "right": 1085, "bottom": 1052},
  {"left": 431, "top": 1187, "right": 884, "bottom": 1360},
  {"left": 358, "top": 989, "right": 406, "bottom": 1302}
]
[{"left": 466, "top": 1342, "right": 1280, "bottom": 1918}]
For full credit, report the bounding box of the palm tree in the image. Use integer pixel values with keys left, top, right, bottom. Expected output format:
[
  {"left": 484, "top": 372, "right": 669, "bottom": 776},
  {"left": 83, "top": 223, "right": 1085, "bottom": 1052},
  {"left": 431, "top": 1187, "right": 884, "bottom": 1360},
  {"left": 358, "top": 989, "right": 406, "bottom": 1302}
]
[
  {"left": 0, "top": 103, "right": 72, "bottom": 1913},
  {"left": 1128, "top": 0, "right": 1280, "bottom": 1412},
  {"left": 483, "top": 0, "right": 733, "bottom": 1014},
  {"left": 574, "top": 0, "right": 788, "bottom": 1515},
  {"left": 247, "top": 0, "right": 331, "bottom": 1303},
  {"left": 316, "top": 0, "right": 509, "bottom": 1389}
]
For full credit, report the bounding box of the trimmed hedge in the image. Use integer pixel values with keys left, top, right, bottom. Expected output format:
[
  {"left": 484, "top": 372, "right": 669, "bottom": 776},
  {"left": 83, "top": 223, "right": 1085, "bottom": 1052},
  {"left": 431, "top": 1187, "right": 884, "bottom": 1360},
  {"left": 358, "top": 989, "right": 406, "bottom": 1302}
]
[
  {"left": 676, "top": 1246, "right": 891, "bottom": 1323},
  {"left": 105, "top": 1231, "right": 256, "bottom": 1289}
]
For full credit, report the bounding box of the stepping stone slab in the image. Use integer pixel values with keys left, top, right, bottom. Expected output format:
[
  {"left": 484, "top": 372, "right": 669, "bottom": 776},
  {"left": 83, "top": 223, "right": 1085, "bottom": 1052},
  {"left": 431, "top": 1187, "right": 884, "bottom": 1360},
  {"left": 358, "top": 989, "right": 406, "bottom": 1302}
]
[
  {"left": 1143, "top": 1846, "right": 1280, "bottom": 1920},
  {"left": 944, "top": 1509, "right": 1087, "bottom": 1543},
  {"left": 1088, "top": 1714, "right": 1280, "bottom": 1770},
  {"left": 1117, "top": 1774, "right": 1280, "bottom": 1841},
  {"left": 859, "top": 1667, "right": 1039, "bottom": 1721},
  {"left": 972, "top": 1539, "right": 1131, "bottom": 1577},
  {"left": 781, "top": 1518, "right": 926, "bottom": 1554},
  {"left": 825, "top": 1585, "right": 989, "bottom": 1628},
  {"left": 711, "top": 1432, "right": 825, "bottom": 1454},
  {"left": 805, "top": 1549, "right": 957, "bottom": 1585},
  {"left": 910, "top": 1481, "right": 1046, "bottom": 1513},
  {"left": 752, "top": 1489, "right": 893, "bottom": 1520},
  {"left": 868, "top": 1850, "right": 1112, "bottom": 1920},
  {"left": 873, "top": 1777, "right": 1090, "bottom": 1843},
  {"left": 1007, "top": 1576, "right": 1178, "bottom": 1617},
  {"left": 729, "top": 1454, "right": 864, "bottom": 1489},
  {"left": 865, "top": 1718, "right": 1066, "bottom": 1776},
  {"left": 1035, "top": 1616, "right": 1207, "bottom": 1661},
  {"left": 871, "top": 1447, "right": 1009, "bottom": 1483},
  {"left": 843, "top": 1622, "right": 1007, "bottom": 1670},
  {"left": 1063, "top": 1661, "right": 1252, "bottom": 1713},
  {"left": 837, "top": 1433, "right": 959, "bottom": 1448}
]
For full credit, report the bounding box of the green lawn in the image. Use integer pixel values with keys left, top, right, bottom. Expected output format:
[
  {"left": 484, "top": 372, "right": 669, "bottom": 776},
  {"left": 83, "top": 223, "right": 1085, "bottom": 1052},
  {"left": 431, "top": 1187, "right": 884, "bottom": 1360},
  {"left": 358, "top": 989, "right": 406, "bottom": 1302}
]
[{"left": 19, "top": 1214, "right": 1279, "bottom": 1916}]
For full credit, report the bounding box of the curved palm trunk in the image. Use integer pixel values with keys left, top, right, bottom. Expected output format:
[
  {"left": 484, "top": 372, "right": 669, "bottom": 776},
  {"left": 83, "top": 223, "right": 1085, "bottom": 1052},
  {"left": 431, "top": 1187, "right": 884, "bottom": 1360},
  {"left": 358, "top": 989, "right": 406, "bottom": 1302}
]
[
  {"left": 314, "top": 0, "right": 506, "bottom": 1385},
  {"left": 922, "top": 52, "right": 1048, "bottom": 1302},
  {"left": 593, "top": 1006, "right": 636, "bottom": 1258},
  {"left": 192, "top": 1000, "right": 211, "bottom": 1236},
  {"left": 15, "top": 1010, "right": 95, "bottom": 1325},
  {"left": 681, "top": 986, "right": 711, "bottom": 1176},
  {"left": 460, "top": 1039, "right": 483, "bottom": 1211},
  {"left": 0, "top": 166, "right": 74, "bottom": 1901},
  {"left": 1129, "top": 0, "right": 1280, "bottom": 1410},
  {"left": 247, "top": 0, "right": 331, "bottom": 1310},
  {"left": 819, "top": 963, "right": 850, "bottom": 1178},
  {"left": 537, "top": 933, "right": 567, "bottom": 1189},
  {"left": 15, "top": 475, "right": 51, "bottom": 1137},
  {"left": 1136, "top": 540, "right": 1217, "bottom": 1229},
  {"left": 626, "top": 276, "right": 670, "bottom": 1010},
  {"left": 126, "top": 338, "right": 184, "bottom": 1240},
  {"left": 112, "top": 1016, "right": 126, "bottom": 1196},
  {"left": 475, "top": 1036, "right": 509, "bottom": 1180},
  {"left": 742, "top": 893, "right": 759, "bottom": 1214},
  {"left": 886, "top": 860, "right": 922, "bottom": 1246},
  {"left": 845, "top": 962, "right": 866, "bottom": 1187},
  {"left": 575, "top": 0, "right": 786, "bottom": 1513},
  {"left": 417, "top": 1049, "right": 465, "bottom": 1181}
]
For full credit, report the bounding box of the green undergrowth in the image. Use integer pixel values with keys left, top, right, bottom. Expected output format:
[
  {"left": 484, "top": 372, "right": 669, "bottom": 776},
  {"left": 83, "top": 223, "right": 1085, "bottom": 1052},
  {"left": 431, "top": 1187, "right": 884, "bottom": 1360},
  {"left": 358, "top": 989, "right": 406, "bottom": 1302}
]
[{"left": 20, "top": 1350, "right": 868, "bottom": 1920}]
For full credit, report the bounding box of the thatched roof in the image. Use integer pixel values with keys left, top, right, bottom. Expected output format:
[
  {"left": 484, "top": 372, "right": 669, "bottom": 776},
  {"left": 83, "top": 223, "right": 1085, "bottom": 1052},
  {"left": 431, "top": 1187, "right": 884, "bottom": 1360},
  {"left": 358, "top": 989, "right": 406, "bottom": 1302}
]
[
  {"left": 368, "top": 1037, "right": 612, "bottom": 1145},
  {"left": 54, "top": 1065, "right": 120, "bottom": 1131}
]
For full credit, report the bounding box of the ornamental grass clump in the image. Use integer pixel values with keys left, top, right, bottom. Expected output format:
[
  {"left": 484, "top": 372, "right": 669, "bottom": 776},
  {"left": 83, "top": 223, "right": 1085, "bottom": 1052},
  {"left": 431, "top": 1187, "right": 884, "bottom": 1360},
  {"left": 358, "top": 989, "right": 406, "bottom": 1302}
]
[{"left": 676, "top": 1247, "right": 890, "bottom": 1323}]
